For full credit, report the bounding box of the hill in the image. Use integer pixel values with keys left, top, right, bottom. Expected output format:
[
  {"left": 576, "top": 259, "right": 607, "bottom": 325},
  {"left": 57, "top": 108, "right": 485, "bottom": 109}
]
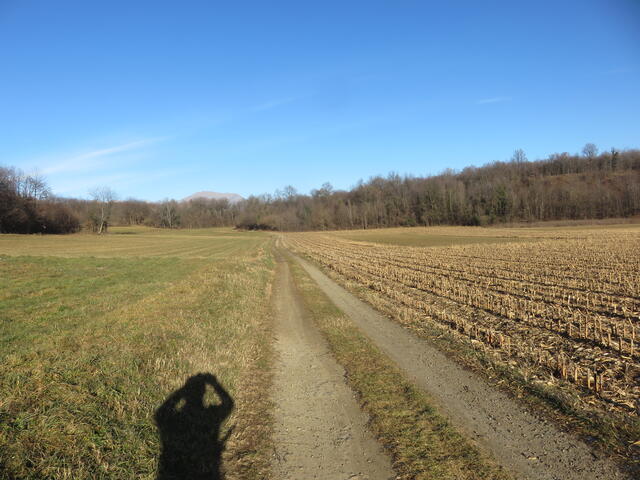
[
  {"left": 236, "top": 148, "right": 640, "bottom": 230},
  {"left": 182, "top": 191, "right": 244, "bottom": 204}
]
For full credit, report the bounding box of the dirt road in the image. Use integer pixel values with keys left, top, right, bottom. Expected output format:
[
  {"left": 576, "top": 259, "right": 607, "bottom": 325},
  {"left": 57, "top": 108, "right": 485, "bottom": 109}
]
[
  {"left": 271, "top": 256, "right": 395, "bottom": 480},
  {"left": 291, "top": 253, "right": 626, "bottom": 480}
]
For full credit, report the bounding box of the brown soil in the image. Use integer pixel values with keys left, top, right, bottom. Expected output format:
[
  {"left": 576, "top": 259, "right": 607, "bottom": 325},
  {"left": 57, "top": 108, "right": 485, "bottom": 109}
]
[
  {"left": 270, "top": 254, "right": 395, "bottom": 479},
  {"left": 292, "top": 253, "right": 627, "bottom": 480}
]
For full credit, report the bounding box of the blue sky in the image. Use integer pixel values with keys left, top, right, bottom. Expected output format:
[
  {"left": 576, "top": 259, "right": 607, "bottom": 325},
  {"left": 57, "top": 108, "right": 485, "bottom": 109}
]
[{"left": 1, "top": 0, "right": 638, "bottom": 201}]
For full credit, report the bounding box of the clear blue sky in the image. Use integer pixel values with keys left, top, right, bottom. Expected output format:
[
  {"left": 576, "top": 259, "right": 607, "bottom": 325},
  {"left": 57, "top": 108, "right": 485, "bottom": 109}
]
[{"left": 1, "top": 0, "right": 638, "bottom": 201}]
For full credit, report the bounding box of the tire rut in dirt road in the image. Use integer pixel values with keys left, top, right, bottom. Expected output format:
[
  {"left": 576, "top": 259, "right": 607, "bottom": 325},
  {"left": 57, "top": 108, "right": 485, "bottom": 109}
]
[
  {"left": 271, "top": 256, "right": 395, "bottom": 480},
  {"left": 291, "top": 253, "right": 627, "bottom": 480}
]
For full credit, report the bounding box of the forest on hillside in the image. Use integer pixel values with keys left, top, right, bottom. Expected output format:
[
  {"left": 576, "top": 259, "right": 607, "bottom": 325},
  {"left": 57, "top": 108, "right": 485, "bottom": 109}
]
[
  {"left": 2, "top": 146, "right": 639, "bottom": 233},
  {"left": 0, "top": 167, "right": 80, "bottom": 234}
]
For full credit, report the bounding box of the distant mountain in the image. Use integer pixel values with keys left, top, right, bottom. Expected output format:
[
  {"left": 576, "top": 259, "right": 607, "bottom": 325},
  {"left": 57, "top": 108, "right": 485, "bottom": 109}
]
[{"left": 182, "top": 191, "right": 244, "bottom": 204}]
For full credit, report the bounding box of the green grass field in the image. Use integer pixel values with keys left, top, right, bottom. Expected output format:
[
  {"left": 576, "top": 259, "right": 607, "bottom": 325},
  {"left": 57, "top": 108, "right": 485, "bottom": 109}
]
[
  {"left": 0, "top": 226, "right": 266, "bottom": 258},
  {"left": 0, "top": 227, "right": 275, "bottom": 480}
]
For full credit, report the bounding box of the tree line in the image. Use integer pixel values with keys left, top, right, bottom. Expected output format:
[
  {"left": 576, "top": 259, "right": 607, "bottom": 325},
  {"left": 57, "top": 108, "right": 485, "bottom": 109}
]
[
  {"left": 2, "top": 145, "right": 639, "bottom": 234},
  {"left": 0, "top": 166, "right": 80, "bottom": 233},
  {"left": 235, "top": 146, "right": 640, "bottom": 230}
]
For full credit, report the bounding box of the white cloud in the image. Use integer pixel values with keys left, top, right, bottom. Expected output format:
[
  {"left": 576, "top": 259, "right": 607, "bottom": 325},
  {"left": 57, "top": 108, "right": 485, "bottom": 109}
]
[
  {"left": 476, "top": 96, "right": 512, "bottom": 105},
  {"left": 39, "top": 138, "right": 163, "bottom": 175}
]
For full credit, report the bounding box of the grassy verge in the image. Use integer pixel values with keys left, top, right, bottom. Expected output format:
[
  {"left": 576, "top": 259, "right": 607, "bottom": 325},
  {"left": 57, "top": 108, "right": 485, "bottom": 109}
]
[
  {"left": 287, "top": 256, "right": 511, "bottom": 480},
  {"left": 0, "top": 234, "right": 275, "bottom": 479},
  {"left": 300, "top": 255, "right": 640, "bottom": 475}
]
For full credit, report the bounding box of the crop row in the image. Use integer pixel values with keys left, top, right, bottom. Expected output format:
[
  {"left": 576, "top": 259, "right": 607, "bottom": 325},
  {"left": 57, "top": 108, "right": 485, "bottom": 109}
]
[{"left": 287, "top": 233, "right": 640, "bottom": 414}]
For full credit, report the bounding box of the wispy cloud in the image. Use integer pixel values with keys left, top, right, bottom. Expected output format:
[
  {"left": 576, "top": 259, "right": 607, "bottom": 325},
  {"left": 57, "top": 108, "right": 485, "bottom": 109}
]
[
  {"left": 251, "top": 96, "right": 300, "bottom": 112},
  {"left": 58, "top": 169, "right": 190, "bottom": 196},
  {"left": 39, "top": 138, "right": 163, "bottom": 175},
  {"left": 476, "top": 96, "right": 512, "bottom": 105},
  {"left": 53, "top": 173, "right": 134, "bottom": 195}
]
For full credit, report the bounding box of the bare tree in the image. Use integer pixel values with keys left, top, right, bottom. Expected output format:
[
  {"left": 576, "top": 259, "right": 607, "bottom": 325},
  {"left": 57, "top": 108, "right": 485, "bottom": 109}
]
[
  {"left": 159, "top": 200, "right": 180, "bottom": 228},
  {"left": 23, "top": 173, "right": 50, "bottom": 202},
  {"left": 89, "top": 187, "right": 117, "bottom": 234},
  {"left": 511, "top": 149, "right": 527, "bottom": 163},
  {"left": 1, "top": 166, "right": 79, "bottom": 233},
  {"left": 582, "top": 143, "right": 598, "bottom": 158},
  {"left": 118, "top": 198, "right": 152, "bottom": 225},
  {"left": 283, "top": 185, "right": 298, "bottom": 200}
]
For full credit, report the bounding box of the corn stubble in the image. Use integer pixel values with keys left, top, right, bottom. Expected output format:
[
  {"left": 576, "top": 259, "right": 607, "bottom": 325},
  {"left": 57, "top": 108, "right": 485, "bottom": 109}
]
[{"left": 287, "top": 229, "right": 640, "bottom": 416}]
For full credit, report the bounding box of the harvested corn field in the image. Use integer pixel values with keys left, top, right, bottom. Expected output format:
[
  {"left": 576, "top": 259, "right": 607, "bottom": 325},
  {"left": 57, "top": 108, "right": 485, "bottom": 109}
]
[{"left": 286, "top": 226, "right": 640, "bottom": 461}]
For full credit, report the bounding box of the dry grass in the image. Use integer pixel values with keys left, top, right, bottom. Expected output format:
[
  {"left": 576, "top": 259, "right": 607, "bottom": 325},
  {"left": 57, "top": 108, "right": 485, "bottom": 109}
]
[{"left": 0, "top": 229, "right": 275, "bottom": 479}]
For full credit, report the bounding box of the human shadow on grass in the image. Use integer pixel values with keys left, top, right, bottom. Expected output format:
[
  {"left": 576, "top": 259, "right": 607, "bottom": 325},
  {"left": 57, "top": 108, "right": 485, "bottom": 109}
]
[{"left": 155, "top": 373, "right": 234, "bottom": 480}]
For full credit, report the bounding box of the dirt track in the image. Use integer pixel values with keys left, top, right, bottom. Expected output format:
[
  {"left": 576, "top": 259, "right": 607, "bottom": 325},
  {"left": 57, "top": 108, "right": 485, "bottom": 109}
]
[
  {"left": 271, "top": 255, "right": 395, "bottom": 479},
  {"left": 291, "top": 252, "right": 626, "bottom": 480}
]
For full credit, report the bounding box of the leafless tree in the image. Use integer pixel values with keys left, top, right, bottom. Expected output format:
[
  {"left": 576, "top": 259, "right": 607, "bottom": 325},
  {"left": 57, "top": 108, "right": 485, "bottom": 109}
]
[
  {"left": 1, "top": 166, "right": 79, "bottom": 233},
  {"left": 582, "top": 143, "right": 598, "bottom": 158},
  {"left": 23, "top": 173, "right": 51, "bottom": 202},
  {"left": 159, "top": 200, "right": 180, "bottom": 228},
  {"left": 117, "top": 198, "right": 152, "bottom": 225},
  {"left": 511, "top": 149, "right": 527, "bottom": 163},
  {"left": 89, "top": 186, "right": 117, "bottom": 234}
]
